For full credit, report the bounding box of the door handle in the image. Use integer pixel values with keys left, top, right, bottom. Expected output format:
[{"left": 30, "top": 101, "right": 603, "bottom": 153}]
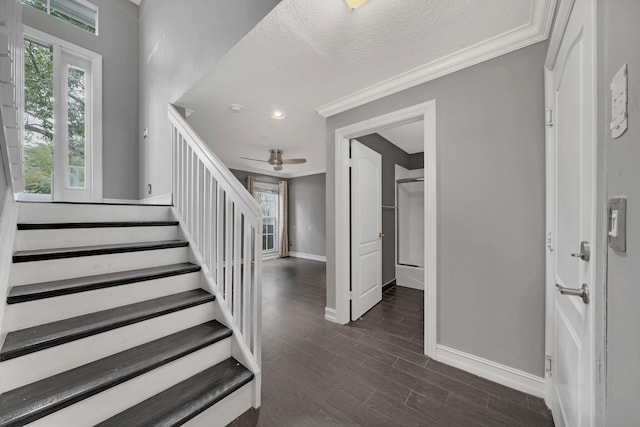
[
  {"left": 571, "top": 241, "right": 590, "bottom": 262},
  {"left": 556, "top": 283, "right": 590, "bottom": 304},
  {"left": 379, "top": 232, "right": 384, "bottom": 238}
]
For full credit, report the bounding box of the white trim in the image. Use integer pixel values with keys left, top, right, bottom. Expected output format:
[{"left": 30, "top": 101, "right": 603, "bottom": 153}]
[
  {"left": 262, "top": 252, "right": 279, "bottom": 261},
  {"left": 435, "top": 345, "right": 546, "bottom": 398},
  {"left": 101, "top": 198, "right": 139, "bottom": 204},
  {"left": 139, "top": 193, "right": 172, "bottom": 205},
  {"left": 324, "top": 307, "right": 336, "bottom": 322},
  {"left": 316, "top": 0, "right": 556, "bottom": 117},
  {"left": 332, "top": 100, "right": 437, "bottom": 359},
  {"left": 545, "top": 0, "right": 576, "bottom": 70},
  {"left": 289, "top": 251, "right": 327, "bottom": 263},
  {"left": 0, "top": 192, "right": 19, "bottom": 340}
]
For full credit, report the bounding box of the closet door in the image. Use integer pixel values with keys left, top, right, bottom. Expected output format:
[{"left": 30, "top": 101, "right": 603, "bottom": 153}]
[{"left": 350, "top": 140, "right": 382, "bottom": 320}]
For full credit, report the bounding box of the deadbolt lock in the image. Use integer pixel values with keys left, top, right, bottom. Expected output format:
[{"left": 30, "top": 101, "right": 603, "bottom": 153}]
[{"left": 571, "top": 241, "right": 590, "bottom": 262}]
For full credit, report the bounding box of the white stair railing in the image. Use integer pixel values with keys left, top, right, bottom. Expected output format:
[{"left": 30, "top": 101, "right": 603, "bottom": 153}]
[{"left": 168, "top": 104, "right": 262, "bottom": 367}]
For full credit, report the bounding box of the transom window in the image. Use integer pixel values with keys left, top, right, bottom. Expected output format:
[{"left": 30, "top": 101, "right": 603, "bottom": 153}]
[
  {"left": 22, "top": 0, "right": 98, "bottom": 34},
  {"left": 253, "top": 182, "right": 279, "bottom": 253}
]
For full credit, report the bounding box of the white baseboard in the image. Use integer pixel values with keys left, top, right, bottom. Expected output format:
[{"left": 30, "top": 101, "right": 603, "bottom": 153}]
[
  {"left": 435, "top": 345, "right": 545, "bottom": 397},
  {"left": 262, "top": 253, "right": 279, "bottom": 261},
  {"left": 289, "top": 251, "right": 327, "bottom": 263},
  {"left": 102, "top": 194, "right": 172, "bottom": 206},
  {"left": 101, "top": 198, "right": 140, "bottom": 205},
  {"left": 139, "top": 193, "right": 172, "bottom": 205},
  {"left": 324, "top": 307, "right": 337, "bottom": 323}
]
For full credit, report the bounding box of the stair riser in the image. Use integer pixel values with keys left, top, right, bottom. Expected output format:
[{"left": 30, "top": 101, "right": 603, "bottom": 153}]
[
  {"left": 18, "top": 204, "right": 174, "bottom": 223},
  {"left": 9, "top": 247, "right": 191, "bottom": 286},
  {"left": 5, "top": 273, "right": 202, "bottom": 330},
  {"left": 0, "top": 302, "right": 217, "bottom": 393},
  {"left": 183, "top": 383, "right": 253, "bottom": 427},
  {"left": 15, "top": 227, "right": 181, "bottom": 251},
  {"left": 26, "top": 339, "right": 232, "bottom": 427}
]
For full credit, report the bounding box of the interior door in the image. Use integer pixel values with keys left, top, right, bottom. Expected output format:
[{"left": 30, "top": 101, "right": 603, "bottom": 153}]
[
  {"left": 548, "top": 0, "right": 596, "bottom": 425},
  {"left": 350, "top": 140, "right": 382, "bottom": 320}
]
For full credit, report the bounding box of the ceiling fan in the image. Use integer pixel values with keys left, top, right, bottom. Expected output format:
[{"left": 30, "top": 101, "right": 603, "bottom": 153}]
[{"left": 240, "top": 149, "right": 307, "bottom": 171}]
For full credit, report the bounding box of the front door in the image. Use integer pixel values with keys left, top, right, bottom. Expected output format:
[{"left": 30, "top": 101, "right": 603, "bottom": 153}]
[
  {"left": 547, "top": 0, "right": 596, "bottom": 425},
  {"left": 22, "top": 33, "right": 101, "bottom": 202},
  {"left": 350, "top": 140, "right": 382, "bottom": 320}
]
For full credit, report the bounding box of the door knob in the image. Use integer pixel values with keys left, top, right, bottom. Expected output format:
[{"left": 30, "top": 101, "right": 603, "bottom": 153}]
[
  {"left": 571, "top": 241, "right": 590, "bottom": 262},
  {"left": 379, "top": 233, "right": 384, "bottom": 238},
  {"left": 556, "top": 283, "right": 590, "bottom": 304}
]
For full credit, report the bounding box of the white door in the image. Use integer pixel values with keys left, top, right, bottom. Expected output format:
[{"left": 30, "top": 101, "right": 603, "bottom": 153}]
[
  {"left": 53, "top": 48, "right": 95, "bottom": 202},
  {"left": 547, "top": 0, "right": 596, "bottom": 425},
  {"left": 350, "top": 140, "right": 382, "bottom": 320}
]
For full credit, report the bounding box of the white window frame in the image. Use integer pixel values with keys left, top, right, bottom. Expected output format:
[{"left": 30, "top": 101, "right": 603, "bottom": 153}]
[
  {"left": 253, "top": 181, "right": 280, "bottom": 255},
  {"left": 22, "top": 0, "right": 99, "bottom": 35},
  {"left": 21, "top": 26, "right": 103, "bottom": 201}
]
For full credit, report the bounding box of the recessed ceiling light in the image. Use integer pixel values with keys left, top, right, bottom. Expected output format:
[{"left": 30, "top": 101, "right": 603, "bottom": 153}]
[
  {"left": 344, "top": 0, "right": 369, "bottom": 9},
  {"left": 229, "top": 104, "right": 244, "bottom": 113},
  {"left": 271, "top": 111, "right": 285, "bottom": 120}
]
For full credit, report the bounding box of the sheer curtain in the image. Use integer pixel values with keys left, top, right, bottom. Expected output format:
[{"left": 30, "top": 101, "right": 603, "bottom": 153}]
[{"left": 278, "top": 181, "right": 289, "bottom": 257}]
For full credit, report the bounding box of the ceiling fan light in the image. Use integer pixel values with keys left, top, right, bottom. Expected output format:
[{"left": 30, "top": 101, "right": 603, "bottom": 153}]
[{"left": 344, "top": 0, "right": 369, "bottom": 9}]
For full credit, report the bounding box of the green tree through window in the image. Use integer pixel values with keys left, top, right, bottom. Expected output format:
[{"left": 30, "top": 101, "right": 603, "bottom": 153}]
[{"left": 24, "top": 38, "right": 54, "bottom": 194}]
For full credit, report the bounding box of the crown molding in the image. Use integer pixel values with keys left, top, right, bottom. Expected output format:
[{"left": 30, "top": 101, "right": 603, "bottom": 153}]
[{"left": 316, "top": 0, "right": 556, "bottom": 118}]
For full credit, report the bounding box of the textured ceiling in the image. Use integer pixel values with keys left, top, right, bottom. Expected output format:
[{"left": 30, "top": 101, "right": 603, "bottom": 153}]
[
  {"left": 379, "top": 121, "right": 424, "bottom": 155},
  {"left": 180, "top": 0, "right": 551, "bottom": 177}
]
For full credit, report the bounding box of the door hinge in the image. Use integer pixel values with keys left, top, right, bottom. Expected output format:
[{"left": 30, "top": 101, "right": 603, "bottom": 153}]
[
  {"left": 348, "top": 291, "right": 352, "bottom": 300},
  {"left": 348, "top": 159, "right": 352, "bottom": 168},
  {"left": 545, "top": 355, "right": 553, "bottom": 376},
  {"left": 545, "top": 109, "right": 554, "bottom": 127}
]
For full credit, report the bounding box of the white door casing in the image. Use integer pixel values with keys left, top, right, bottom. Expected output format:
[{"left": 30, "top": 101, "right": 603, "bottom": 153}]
[
  {"left": 350, "top": 140, "right": 383, "bottom": 320},
  {"left": 545, "top": 0, "right": 596, "bottom": 425}
]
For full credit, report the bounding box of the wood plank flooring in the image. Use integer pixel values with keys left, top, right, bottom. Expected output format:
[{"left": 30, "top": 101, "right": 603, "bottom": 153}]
[{"left": 231, "top": 258, "right": 554, "bottom": 427}]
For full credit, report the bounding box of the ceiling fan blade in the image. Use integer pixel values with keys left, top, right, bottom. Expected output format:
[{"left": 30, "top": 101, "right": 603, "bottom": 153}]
[
  {"left": 273, "top": 166, "right": 284, "bottom": 171},
  {"left": 282, "top": 158, "right": 307, "bottom": 164},
  {"left": 240, "top": 157, "right": 268, "bottom": 163}
]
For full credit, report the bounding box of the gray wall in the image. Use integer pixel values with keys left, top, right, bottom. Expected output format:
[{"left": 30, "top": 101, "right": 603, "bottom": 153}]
[
  {"left": 326, "top": 41, "right": 548, "bottom": 376},
  {"left": 289, "top": 173, "right": 326, "bottom": 257},
  {"left": 138, "top": 0, "right": 280, "bottom": 200},
  {"left": 356, "top": 134, "right": 413, "bottom": 285},
  {"left": 230, "top": 169, "right": 286, "bottom": 187},
  {"left": 604, "top": 0, "right": 640, "bottom": 424},
  {"left": 23, "top": 0, "right": 140, "bottom": 200}
]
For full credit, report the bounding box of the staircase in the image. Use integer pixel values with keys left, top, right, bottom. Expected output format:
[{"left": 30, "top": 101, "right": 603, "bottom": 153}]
[{"left": 0, "top": 202, "right": 258, "bottom": 426}]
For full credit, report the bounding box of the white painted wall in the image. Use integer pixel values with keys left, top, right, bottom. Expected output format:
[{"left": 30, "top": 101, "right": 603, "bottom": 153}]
[{"left": 138, "top": 0, "right": 280, "bottom": 199}]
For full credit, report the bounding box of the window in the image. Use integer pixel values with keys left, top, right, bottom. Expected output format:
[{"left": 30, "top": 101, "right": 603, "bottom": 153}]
[
  {"left": 253, "top": 182, "right": 279, "bottom": 253},
  {"left": 22, "top": 0, "right": 98, "bottom": 34}
]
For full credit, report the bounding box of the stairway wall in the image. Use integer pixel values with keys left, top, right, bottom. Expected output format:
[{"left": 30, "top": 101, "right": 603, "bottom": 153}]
[
  {"left": 0, "top": 147, "right": 6, "bottom": 209},
  {"left": 22, "top": 0, "right": 140, "bottom": 200},
  {"left": 138, "top": 0, "right": 281, "bottom": 201}
]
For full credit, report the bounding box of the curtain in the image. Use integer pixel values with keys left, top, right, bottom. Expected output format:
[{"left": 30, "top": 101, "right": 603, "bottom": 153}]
[
  {"left": 246, "top": 176, "right": 254, "bottom": 196},
  {"left": 278, "top": 181, "right": 289, "bottom": 257}
]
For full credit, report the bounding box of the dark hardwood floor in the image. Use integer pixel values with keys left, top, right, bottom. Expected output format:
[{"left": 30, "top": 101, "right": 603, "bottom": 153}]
[{"left": 231, "top": 258, "right": 554, "bottom": 427}]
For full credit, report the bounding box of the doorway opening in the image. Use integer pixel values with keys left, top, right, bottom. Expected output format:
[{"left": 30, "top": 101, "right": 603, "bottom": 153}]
[{"left": 332, "top": 100, "right": 437, "bottom": 357}]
